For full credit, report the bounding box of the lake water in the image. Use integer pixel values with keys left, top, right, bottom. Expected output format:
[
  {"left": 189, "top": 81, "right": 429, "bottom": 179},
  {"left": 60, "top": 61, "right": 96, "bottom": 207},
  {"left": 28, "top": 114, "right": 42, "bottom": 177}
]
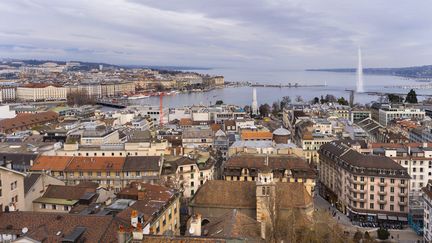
[{"left": 131, "top": 69, "right": 431, "bottom": 108}]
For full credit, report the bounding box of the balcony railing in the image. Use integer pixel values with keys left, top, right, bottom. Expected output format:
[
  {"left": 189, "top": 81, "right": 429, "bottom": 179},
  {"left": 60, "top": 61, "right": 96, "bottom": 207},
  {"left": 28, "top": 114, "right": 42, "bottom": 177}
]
[
  {"left": 398, "top": 192, "right": 407, "bottom": 197},
  {"left": 398, "top": 201, "right": 408, "bottom": 206},
  {"left": 398, "top": 183, "right": 407, "bottom": 188},
  {"left": 378, "top": 191, "right": 387, "bottom": 196},
  {"left": 378, "top": 199, "right": 387, "bottom": 204},
  {"left": 378, "top": 182, "right": 387, "bottom": 187}
]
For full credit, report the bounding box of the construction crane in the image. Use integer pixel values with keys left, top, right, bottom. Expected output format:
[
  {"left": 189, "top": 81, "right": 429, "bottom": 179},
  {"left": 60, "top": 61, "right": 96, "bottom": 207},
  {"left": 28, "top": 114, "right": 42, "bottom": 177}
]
[{"left": 159, "top": 92, "right": 164, "bottom": 127}]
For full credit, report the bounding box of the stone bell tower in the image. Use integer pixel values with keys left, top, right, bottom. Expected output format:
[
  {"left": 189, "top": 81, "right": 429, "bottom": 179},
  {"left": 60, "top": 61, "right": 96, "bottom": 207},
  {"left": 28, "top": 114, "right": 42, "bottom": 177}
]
[{"left": 256, "top": 165, "right": 276, "bottom": 223}]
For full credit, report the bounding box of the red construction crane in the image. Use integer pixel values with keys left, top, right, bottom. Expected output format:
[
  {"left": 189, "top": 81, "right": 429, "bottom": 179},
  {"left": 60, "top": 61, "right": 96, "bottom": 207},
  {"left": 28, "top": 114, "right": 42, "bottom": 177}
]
[{"left": 159, "top": 92, "right": 164, "bottom": 127}]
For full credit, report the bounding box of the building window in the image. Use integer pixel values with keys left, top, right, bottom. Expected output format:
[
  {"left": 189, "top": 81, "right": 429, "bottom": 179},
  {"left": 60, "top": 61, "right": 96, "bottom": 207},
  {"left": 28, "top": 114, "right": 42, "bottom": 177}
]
[
  {"left": 191, "top": 181, "right": 194, "bottom": 187},
  {"left": 97, "top": 172, "right": 101, "bottom": 177},
  {"left": 79, "top": 172, "right": 83, "bottom": 177},
  {"left": 191, "top": 173, "right": 194, "bottom": 179},
  {"left": 390, "top": 179, "right": 395, "bottom": 184},
  {"left": 370, "top": 203, "right": 374, "bottom": 209},
  {"left": 380, "top": 178, "right": 384, "bottom": 183},
  {"left": 390, "top": 187, "right": 394, "bottom": 193},
  {"left": 191, "top": 190, "right": 194, "bottom": 195},
  {"left": 400, "top": 206, "right": 405, "bottom": 212},
  {"left": 390, "top": 196, "right": 394, "bottom": 202},
  {"left": 370, "top": 177, "right": 374, "bottom": 182},
  {"left": 370, "top": 194, "right": 374, "bottom": 200},
  {"left": 380, "top": 204, "right": 384, "bottom": 210},
  {"left": 64, "top": 206, "right": 69, "bottom": 211},
  {"left": 370, "top": 185, "right": 374, "bottom": 191},
  {"left": 390, "top": 205, "right": 394, "bottom": 211},
  {"left": 52, "top": 204, "right": 57, "bottom": 210},
  {"left": 41, "top": 204, "right": 46, "bottom": 209}
]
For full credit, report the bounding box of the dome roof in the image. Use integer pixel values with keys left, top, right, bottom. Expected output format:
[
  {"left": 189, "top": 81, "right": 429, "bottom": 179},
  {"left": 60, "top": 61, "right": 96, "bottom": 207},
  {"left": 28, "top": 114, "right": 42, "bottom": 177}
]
[{"left": 273, "top": 127, "right": 290, "bottom": 136}]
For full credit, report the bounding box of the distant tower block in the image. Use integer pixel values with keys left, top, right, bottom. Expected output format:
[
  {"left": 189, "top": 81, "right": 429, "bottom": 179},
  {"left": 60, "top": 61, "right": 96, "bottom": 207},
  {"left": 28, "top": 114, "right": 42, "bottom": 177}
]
[
  {"left": 252, "top": 88, "right": 258, "bottom": 115},
  {"left": 356, "top": 48, "right": 364, "bottom": 93}
]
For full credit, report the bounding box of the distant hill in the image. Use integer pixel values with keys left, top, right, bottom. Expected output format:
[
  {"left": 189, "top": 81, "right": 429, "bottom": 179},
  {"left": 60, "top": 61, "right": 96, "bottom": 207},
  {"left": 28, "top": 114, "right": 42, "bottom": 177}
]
[{"left": 306, "top": 65, "right": 432, "bottom": 78}]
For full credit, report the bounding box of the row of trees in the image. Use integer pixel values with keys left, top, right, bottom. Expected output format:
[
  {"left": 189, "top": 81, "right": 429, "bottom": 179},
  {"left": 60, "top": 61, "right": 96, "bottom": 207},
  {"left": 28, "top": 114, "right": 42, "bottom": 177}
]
[
  {"left": 255, "top": 94, "right": 350, "bottom": 117},
  {"left": 66, "top": 90, "right": 97, "bottom": 106}
]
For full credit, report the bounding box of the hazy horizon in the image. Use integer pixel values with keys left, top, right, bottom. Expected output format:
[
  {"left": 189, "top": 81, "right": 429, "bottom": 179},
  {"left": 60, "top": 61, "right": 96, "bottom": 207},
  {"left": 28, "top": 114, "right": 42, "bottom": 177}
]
[{"left": 1, "top": 0, "right": 432, "bottom": 70}]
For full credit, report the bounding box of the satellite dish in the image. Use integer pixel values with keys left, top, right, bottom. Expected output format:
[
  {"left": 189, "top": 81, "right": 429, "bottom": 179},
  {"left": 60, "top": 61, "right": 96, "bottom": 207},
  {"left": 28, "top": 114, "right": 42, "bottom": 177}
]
[
  {"left": 22, "top": 227, "right": 29, "bottom": 234},
  {"left": 189, "top": 227, "right": 195, "bottom": 234}
]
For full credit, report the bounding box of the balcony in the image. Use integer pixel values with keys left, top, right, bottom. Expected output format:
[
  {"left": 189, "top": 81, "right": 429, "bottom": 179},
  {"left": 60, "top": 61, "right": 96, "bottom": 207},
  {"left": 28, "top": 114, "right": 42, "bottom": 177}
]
[
  {"left": 398, "top": 201, "right": 408, "bottom": 206},
  {"left": 348, "top": 195, "right": 360, "bottom": 202},
  {"left": 348, "top": 177, "right": 367, "bottom": 185},
  {"left": 378, "top": 182, "right": 387, "bottom": 187},
  {"left": 378, "top": 199, "right": 387, "bottom": 204},
  {"left": 378, "top": 191, "right": 387, "bottom": 196},
  {"left": 398, "top": 192, "right": 407, "bottom": 197},
  {"left": 398, "top": 183, "right": 407, "bottom": 188}
]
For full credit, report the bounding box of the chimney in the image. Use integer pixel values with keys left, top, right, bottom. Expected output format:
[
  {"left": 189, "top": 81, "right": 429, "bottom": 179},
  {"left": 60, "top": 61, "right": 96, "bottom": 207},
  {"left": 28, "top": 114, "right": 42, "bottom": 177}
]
[
  {"left": 131, "top": 210, "right": 139, "bottom": 228},
  {"left": 132, "top": 223, "right": 143, "bottom": 240},
  {"left": 117, "top": 225, "right": 127, "bottom": 243},
  {"left": 5, "top": 160, "right": 12, "bottom": 169},
  {"left": 189, "top": 214, "right": 202, "bottom": 236},
  {"left": 260, "top": 214, "right": 266, "bottom": 240},
  {"left": 137, "top": 188, "right": 145, "bottom": 201}
]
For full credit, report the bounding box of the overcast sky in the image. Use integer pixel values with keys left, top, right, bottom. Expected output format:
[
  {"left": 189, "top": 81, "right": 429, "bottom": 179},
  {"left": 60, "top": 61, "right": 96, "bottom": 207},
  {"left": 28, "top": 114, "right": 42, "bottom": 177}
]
[{"left": 0, "top": 0, "right": 431, "bottom": 69}]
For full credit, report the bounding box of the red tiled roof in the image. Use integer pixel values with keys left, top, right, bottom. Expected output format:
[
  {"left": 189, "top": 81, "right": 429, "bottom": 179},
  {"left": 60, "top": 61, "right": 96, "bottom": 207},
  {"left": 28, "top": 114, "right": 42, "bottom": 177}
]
[
  {"left": 0, "top": 111, "right": 58, "bottom": 132},
  {"left": 31, "top": 155, "right": 73, "bottom": 171},
  {"left": 65, "top": 157, "right": 126, "bottom": 171}
]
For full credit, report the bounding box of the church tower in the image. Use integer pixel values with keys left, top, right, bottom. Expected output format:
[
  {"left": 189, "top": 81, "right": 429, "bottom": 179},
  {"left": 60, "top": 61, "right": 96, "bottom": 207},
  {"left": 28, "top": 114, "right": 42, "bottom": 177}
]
[{"left": 256, "top": 165, "right": 276, "bottom": 223}]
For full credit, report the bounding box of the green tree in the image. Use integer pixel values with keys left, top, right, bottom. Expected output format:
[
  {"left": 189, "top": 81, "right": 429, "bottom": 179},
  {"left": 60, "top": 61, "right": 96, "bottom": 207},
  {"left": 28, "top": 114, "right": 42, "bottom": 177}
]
[
  {"left": 387, "top": 93, "right": 403, "bottom": 103},
  {"left": 215, "top": 100, "right": 224, "bottom": 105},
  {"left": 259, "top": 103, "right": 271, "bottom": 117},
  {"left": 280, "top": 96, "right": 291, "bottom": 109},
  {"left": 312, "top": 97, "right": 320, "bottom": 104},
  {"left": 377, "top": 228, "right": 390, "bottom": 240},
  {"left": 405, "top": 89, "right": 418, "bottom": 103},
  {"left": 272, "top": 101, "right": 281, "bottom": 116},
  {"left": 337, "top": 97, "right": 349, "bottom": 106}
]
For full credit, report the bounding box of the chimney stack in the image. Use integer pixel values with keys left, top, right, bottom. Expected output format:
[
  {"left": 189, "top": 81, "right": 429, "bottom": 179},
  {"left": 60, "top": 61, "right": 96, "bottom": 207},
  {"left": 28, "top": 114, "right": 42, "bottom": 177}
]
[
  {"left": 137, "top": 184, "right": 145, "bottom": 201},
  {"left": 189, "top": 214, "right": 202, "bottom": 236}
]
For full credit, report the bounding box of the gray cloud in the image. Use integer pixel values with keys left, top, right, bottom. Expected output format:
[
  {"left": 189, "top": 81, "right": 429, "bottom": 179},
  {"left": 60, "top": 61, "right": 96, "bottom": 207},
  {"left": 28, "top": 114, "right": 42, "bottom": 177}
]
[{"left": 0, "top": 0, "right": 431, "bottom": 69}]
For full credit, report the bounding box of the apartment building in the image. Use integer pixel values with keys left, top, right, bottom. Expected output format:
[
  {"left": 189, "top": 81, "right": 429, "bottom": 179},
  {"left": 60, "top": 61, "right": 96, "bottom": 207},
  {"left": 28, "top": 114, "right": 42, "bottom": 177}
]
[
  {"left": 223, "top": 154, "right": 316, "bottom": 195},
  {"left": 295, "top": 119, "right": 335, "bottom": 164},
  {"left": 0, "top": 86, "right": 16, "bottom": 102},
  {"left": 182, "top": 127, "right": 214, "bottom": 150},
  {"left": 116, "top": 182, "right": 181, "bottom": 235},
  {"left": 33, "top": 184, "right": 97, "bottom": 213},
  {"left": 30, "top": 155, "right": 167, "bottom": 192},
  {"left": 410, "top": 127, "right": 432, "bottom": 143},
  {"left": 319, "top": 141, "right": 410, "bottom": 223},
  {"left": 23, "top": 173, "right": 65, "bottom": 211},
  {"left": 423, "top": 180, "right": 432, "bottom": 242},
  {"left": 0, "top": 111, "right": 58, "bottom": 134},
  {"left": 162, "top": 156, "right": 215, "bottom": 198},
  {"left": 0, "top": 166, "right": 26, "bottom": 212},
  {"left": 372, "top": 143, "right": 432, "bottom": 196},
  {"left": 378, "top": 107, "right": 425, "bottom": 126},
  {"left": 16, "top": 84, "right": 67, "bottom": 101}
]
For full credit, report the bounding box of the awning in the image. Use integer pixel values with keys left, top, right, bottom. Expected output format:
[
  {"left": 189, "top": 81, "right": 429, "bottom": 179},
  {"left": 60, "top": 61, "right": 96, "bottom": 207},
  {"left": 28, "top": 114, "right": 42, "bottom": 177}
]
[
  {"left": 388, "top": 216, "right": 398, "bottom": 221},
  {"left": 398, "top": 216, "right": 408, "bottom": 222},
  {"left": 377, "top": 214, "right": 387, "bottom": 220}
]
